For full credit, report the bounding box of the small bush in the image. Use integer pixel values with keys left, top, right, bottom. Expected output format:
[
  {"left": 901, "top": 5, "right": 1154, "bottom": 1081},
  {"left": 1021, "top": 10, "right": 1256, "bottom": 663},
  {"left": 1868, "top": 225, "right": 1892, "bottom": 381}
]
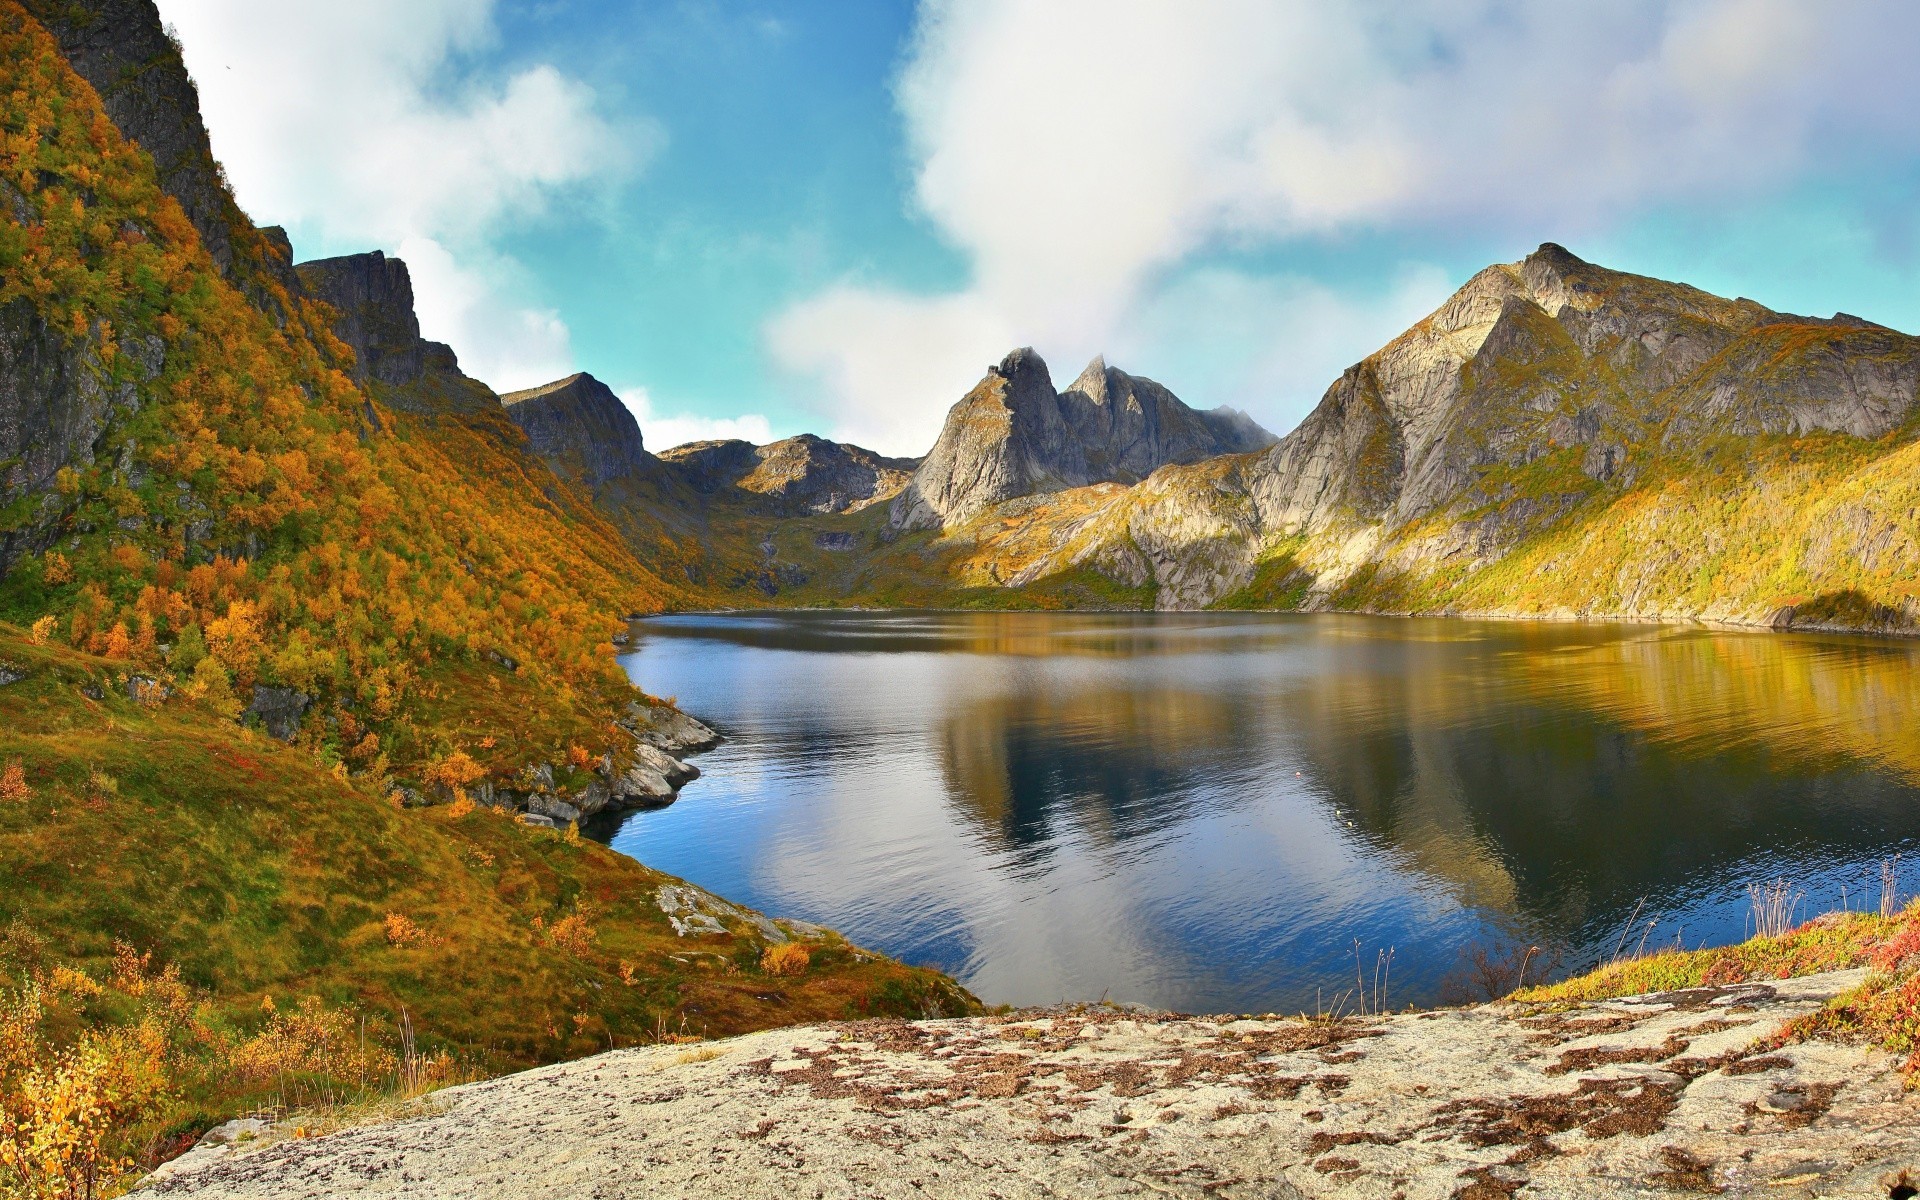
[
  {"left": 383, "top": 913, "right": 440, "bottom": 948},
  {"left": 0, "top": 762, "right": 29, "bottom": 804},
  {"left": 761, "top": 943, "right": 811, "bottom": 977}
]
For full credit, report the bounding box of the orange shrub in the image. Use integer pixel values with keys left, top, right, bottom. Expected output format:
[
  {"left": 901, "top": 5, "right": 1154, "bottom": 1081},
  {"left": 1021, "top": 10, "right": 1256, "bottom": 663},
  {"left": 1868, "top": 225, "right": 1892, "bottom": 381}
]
[
  {"left": 383, "top": 913, "right": 440, "bottom": 948},
  {"left": 0, "top": 762, "right": 30, "bottom": 804},
  {"left": 535, "top": 912, "right": 597, "bottom": 958},
  {"left": 761, "top": 943, "right": 811, "bottom": 977}
]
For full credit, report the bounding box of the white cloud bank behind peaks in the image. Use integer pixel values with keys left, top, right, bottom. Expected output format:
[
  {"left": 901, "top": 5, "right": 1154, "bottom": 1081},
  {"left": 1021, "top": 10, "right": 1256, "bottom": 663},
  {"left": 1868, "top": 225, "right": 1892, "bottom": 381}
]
[
  {"left": 773, "top": 0, "right": 1920, "bottom": 456},
  {"left": 156, "top": 0, "right": 649, "bottom": 392}
]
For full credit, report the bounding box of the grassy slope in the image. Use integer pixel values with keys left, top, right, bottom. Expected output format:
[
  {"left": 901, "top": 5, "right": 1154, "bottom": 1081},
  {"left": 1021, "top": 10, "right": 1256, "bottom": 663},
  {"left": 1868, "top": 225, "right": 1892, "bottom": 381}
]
[{"left": 0, "top": 622, "right": 975, "bottom": 1151}]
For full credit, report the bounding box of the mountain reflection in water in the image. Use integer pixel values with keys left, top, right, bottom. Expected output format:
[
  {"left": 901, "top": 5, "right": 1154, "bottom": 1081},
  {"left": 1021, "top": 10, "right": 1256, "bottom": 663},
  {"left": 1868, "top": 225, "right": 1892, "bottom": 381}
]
[{"left": 599, "top": 611, "right": 1920, "bottom": 1013}]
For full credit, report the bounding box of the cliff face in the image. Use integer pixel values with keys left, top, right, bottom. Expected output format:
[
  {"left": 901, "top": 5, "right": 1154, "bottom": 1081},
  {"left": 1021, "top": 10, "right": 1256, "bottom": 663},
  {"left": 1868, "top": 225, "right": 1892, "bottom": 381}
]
[
  {"left": 659, "top": 433, "right": 917, "bottom": 516},
  {"left": 892, "top": 348, "right": 1272, "bottom": 531},
  {"left": 979, "top": 244, "right": 1920, "bottom": 623},
  {"left": 294, "top": 251, "right": 500, "bottom": 416},
  {"left": 500, "top": 372, "right": 656, "bottom": 488}
]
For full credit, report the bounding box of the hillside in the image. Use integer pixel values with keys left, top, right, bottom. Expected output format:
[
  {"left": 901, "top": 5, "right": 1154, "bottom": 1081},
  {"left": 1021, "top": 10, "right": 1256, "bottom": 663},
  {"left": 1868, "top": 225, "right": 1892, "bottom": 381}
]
[{"left": 0, "top": 622, "right": 974, "bottom": 1186}]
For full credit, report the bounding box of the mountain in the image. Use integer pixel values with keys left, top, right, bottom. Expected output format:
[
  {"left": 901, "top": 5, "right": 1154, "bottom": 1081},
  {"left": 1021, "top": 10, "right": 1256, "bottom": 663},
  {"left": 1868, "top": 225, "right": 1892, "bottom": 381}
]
[
  {"left": 891, "top": 348, "right": 1274, "bottom": 530},
  {"left": 659, "top": 433, "right": 918, "bottom": 516},
  {"left": 503, "top": 372, "right": 659, "bottom": 487},
  {"left": 960, "top": 244, "right": 1920, "bottom": 626}
]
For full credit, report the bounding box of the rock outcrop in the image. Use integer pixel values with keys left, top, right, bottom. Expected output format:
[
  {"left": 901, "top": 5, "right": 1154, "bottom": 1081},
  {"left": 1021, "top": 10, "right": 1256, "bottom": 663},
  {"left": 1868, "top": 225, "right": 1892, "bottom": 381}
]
[
  {"left": 892, "top": 348, "right": 1273, "bottom": 531},
  {"left": 143, "top": 968, "right": 1920, "bottom": 1199},
  {"left": 295, "top": 252, "right": 499, "bottom": 416},
  {"left": 449, "top": 699, "right": 719, "bottom": 825},
  {"left": 501, "top": 373, "right": 657, "bottom": 488},
  {"left": 0, "top": 299, "right": 165, "bottom": 573},
  {"left": 659, "top": 433, "right": 918, "bottom": 515}
]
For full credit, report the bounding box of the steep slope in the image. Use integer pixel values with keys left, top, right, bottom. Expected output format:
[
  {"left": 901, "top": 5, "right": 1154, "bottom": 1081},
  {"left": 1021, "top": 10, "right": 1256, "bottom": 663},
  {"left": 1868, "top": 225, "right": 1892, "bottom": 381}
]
[
  {"left": 891, "top": 348, "right": 1273, "bottom": 530},
  {"left": 0, "top": 0, "right": 701, "bottom": 790},
  {"left": 977, "top": 245, "right": 1920, "bottom": 625}
]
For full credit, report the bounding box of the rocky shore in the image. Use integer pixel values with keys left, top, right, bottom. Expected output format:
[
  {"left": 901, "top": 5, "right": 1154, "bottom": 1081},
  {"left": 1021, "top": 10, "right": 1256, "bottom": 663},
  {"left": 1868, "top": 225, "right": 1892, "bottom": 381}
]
[{"left": 140, "top": 968, "right": 1917, "bottom": 1199}]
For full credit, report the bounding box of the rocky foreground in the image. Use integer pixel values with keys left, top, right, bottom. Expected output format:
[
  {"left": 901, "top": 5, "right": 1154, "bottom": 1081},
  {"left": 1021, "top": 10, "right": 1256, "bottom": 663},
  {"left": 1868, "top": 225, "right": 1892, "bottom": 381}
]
[{"left": 143, "top": 969, "right": 1916, "bottom": 1199}]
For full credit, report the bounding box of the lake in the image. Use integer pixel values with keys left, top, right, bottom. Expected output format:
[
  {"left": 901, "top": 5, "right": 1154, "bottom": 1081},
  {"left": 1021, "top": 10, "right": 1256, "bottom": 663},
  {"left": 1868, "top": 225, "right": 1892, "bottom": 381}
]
[{"left": 599, "top": 611, "right": 1920, "bottom": 1013}]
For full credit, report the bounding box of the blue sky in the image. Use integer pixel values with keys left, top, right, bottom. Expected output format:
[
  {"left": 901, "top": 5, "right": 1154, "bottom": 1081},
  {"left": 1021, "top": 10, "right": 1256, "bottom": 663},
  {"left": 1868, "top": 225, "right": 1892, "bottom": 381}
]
[{"left": 158, "top": 1, "right": 1920, "bottom": 455}]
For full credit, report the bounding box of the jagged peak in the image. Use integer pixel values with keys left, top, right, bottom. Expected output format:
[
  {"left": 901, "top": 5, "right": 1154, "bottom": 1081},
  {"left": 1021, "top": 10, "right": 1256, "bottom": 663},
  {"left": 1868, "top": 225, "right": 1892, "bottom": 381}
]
[
  {"left": 990, "top": 347, "right": 1050, "bottom": 382},
  {"left": 1067, "top": 354, "right": 1115, "bottom": 403}
]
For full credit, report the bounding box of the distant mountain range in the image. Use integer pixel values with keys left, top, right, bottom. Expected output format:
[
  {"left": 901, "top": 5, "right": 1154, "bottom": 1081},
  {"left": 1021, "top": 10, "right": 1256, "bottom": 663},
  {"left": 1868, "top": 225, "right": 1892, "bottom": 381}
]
[{"left": 478, "top": 245, "right": 1920, "bottom": 634}]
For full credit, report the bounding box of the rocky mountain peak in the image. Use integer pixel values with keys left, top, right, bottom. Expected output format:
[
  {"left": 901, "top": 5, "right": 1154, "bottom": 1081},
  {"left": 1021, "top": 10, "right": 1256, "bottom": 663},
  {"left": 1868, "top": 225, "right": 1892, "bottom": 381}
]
[
  {"left": 501, "top": 372, "right": 654, "bottom": 489},
  {"left": 892, "top": 349, "right": 1274, "bottom": 532},
  {"left": 295, "top": 251, "right": 428, "bottom": 385}
]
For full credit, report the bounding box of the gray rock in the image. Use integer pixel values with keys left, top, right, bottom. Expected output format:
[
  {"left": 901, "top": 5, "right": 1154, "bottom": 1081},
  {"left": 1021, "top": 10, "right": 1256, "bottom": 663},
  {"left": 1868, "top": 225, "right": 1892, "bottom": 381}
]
[
  {"left": 294, "top": 251, "right": 500, "bottom": 417},
  {"left": 524, "top": 795, "right": 581, "bottom": 825},
  {"left": 124, "top": 675, "right": 168, "bottom": 703},
  {"left": 0, "top": 664, "right": 22, "bottom": 687},
  {"left": 515, "top": 813, "right": 556, "bottom": 829},
  {"left": 244, "top": 686, "right": 310, "bottom": 742},
  {"left": 141, "top": 967, "right": 1918, "bottom": 1200},
  {"left": 892, "top": 348, "right": 1273, "bottom": 531}
]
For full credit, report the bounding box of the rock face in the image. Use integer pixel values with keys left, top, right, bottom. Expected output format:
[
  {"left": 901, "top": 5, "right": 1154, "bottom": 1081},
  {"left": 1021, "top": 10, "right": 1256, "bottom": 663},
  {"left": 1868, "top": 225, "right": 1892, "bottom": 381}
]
[
  {"left": 659, "top": 434, "right": 919, "bottom": 515},
  {"left": 1008, "top": 244, "right": 1920, "bottom": 613},
  {"left": 500, "top": 373, "right": 657, "bottom": 489},
  {"left": 294, "top": 252, "right": 499, "bottom": 416},
  {"left": 243, "top": 686, "right": 310, "bottom": 743},
  {"left": 892, "top": 348, "right": 1274, "bottom": 531},
  {"left": 456, "top": 700, "right": 719, "bottom": 822},
  {"left": 0, "top": 299, "right": 163, "bottom": 572},
  {"left": 142, "top": 968, "right": 1920, "bottom": 1199}
]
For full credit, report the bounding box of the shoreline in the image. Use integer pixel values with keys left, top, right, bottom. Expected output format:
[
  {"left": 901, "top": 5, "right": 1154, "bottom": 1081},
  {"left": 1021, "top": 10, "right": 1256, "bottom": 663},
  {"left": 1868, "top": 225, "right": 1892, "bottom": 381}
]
[{"left": 623, "top": 602, "right": 1920, "bottom": 643}]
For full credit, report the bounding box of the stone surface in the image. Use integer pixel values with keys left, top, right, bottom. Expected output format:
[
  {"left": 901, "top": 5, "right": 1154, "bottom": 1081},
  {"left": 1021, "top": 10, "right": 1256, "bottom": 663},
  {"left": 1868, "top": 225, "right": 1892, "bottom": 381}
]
[
  {"left": 243, "top": 686, "right": 310, "bottom": 743},
  {"left": 140, "top": 968, "right": 1919, "bottom": 1199},
  {"left": 892, "top": 349, "right": 1274, "bottom": 531}
]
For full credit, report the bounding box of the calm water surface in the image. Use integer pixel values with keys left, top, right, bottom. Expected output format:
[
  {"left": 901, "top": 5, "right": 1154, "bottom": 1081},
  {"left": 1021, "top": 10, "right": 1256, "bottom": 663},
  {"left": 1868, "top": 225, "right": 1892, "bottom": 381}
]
[{"left": 598, "top": 611, "right": 1920, "bottom": 1012}]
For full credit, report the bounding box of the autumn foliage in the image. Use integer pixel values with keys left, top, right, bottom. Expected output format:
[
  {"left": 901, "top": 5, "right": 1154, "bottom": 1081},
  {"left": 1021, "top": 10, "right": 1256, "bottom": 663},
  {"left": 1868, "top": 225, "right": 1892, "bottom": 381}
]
[{"left": 0, "top": 5, "right": 689, "bottom": 791}]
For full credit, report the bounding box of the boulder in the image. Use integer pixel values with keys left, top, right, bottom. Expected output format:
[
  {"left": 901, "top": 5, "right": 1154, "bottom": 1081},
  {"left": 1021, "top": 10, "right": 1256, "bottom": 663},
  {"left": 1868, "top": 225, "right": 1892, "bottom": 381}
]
[{"left": 244, "top": 686, "right": 310, "bottom": 742}]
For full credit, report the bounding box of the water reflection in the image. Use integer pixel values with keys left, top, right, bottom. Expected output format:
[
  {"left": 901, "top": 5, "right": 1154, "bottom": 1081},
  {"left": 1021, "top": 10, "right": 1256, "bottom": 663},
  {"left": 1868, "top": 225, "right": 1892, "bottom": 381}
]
[{"left": 600, "top": 612, "right": 1920, "bottom": 1013}]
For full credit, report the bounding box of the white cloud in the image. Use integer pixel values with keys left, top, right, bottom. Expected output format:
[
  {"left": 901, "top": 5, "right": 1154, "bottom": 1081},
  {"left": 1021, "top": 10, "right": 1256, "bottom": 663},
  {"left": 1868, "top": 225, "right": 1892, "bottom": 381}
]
[
  {"left": 772, "top": 0, "right": 1920, "bottom": 454},
  {"left": 1115, "top": 265, "right": 1457, "bottom": 434},
  {"left": 618, "top": 387, "right": 775, "bottom": 453},
  {"left": 766, "top": 286, "right": 1015, "bottom": 454},
  {"left": 399, "top": 237, "right": 573, "bottom": 393},
  {"left": 156, "top": 0, "right": 652, "bottom": 391}
]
